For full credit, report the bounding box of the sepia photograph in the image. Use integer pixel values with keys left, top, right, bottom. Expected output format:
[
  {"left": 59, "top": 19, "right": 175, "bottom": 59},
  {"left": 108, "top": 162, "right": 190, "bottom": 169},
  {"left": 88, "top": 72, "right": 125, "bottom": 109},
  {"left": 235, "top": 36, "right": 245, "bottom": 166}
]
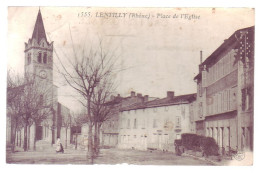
[{"left": 6, "top": 6, "right": 254, "bottom": 166}]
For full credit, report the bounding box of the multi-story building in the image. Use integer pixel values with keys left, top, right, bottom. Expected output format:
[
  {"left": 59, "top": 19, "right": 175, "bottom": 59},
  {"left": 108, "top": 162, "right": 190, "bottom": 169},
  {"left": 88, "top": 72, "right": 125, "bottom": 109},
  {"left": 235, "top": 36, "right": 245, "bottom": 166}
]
[
  {"left": 117, "top": 91, "right": 196, "bottom": 151},
  {"left": 101, "top": 91, "right": 149, "bottom": 148},
  {"left": 194, "top": 26, "right": 254, "bottom": 152}
]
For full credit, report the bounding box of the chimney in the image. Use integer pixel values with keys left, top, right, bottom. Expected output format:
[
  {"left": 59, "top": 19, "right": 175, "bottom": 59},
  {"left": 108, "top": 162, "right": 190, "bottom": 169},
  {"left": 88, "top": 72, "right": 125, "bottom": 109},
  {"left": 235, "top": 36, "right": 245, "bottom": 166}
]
[
  {"left": 131, "top": 91, "right": 135, "bottom": 97},
  {"left": 137, "top": 93, "right": 142, "bottom": 98},
  {"left": 144, "top": 95, "right": 149, "bottom": 102},
  {"left": 200, "top": 50, "right": 203, "bottom": 64},
  {"left": 167, "top": 91, "right": 174, "bottom": 99}
]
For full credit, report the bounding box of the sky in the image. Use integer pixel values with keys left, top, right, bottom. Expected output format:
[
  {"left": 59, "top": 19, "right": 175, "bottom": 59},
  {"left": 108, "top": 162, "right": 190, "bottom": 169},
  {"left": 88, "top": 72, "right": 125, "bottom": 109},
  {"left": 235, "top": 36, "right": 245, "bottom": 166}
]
[{"left": 7, "top": 7, "right": 254, "bottom": 111}]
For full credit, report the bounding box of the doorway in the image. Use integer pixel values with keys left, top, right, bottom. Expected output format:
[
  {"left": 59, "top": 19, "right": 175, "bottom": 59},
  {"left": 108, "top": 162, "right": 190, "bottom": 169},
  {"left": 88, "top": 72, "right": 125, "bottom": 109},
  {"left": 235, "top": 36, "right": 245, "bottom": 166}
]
[{"left": 36, "top": 126, "right": 43, "bottom": 140}]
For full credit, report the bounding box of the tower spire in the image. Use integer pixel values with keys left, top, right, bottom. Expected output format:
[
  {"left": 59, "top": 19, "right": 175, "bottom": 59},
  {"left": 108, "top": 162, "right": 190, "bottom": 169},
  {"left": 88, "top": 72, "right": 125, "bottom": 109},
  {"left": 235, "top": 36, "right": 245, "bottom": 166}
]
[{"left": 31, "top": 9, "right": 47, "bottom": 44}]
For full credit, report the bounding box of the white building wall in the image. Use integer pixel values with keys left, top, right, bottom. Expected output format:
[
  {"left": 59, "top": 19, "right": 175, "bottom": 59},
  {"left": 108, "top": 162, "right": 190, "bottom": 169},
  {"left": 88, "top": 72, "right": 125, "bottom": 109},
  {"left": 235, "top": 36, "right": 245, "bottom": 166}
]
[{"left": 118, "top": 103, "right": 192, "bottom": 151}]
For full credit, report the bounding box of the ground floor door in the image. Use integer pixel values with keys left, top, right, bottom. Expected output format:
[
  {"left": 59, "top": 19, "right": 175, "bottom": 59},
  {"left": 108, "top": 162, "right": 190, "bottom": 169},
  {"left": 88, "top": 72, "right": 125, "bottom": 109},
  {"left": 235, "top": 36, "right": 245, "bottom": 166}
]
[
  {"left": 246, "top": 127, "right": 253, "bottom": 151},
  {"left": 36, "top": 126, "right": 43, "bottom": 141}
]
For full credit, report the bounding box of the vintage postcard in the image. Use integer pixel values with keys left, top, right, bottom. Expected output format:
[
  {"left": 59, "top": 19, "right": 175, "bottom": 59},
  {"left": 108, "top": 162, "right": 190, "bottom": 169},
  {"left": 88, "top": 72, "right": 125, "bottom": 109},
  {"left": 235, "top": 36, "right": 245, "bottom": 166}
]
[{"left": 6, "top": 7, "right": 254, "bottom": 166}]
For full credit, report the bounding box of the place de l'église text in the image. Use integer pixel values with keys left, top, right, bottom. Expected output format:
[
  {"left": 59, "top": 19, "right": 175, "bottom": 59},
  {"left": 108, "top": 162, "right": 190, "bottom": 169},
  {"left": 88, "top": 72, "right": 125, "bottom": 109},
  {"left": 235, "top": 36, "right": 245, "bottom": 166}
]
[{"left": 78, "top": 11, "right": 200, "bottom": 20}]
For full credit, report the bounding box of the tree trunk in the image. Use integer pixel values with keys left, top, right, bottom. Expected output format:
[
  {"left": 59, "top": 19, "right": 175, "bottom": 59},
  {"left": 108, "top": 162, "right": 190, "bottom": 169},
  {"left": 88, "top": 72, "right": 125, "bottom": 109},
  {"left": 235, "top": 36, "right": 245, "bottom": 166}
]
[
  {"left": 11, "top": 119, "right": 17, "bottom": 153},
  {"left": 16, "top": 130, "right": 19, "bottom": 147},
  {"left": 11, "top": 128, "right": 16, "bottom": 153},
  {"left": 87, "top": 96, "right": 94, "bottom": 164},
  {"left": 65, "top": 128, "right": 67, "bottom": 149},
  {"left": 51, "top": 109, "right": 56, "bottom": 145},
  {"left": 97, "top": 124, "right": 101, "bottom": 149},
  {"left": 16, "top": 131, "right": 19, "bottom": 146},
  {"left": 19, "top": 130, "right": 21, "bottom": 147},
  {"left": 94, "top": 122, "right": 99, "bottom": 156},
  {"left": 28, "top": 125, "right": 30, "bottom": 150},
  {"left": 33, "top": 123, "right": 37, "bottom": 151},
  {"left": 75, "top": 134, "right": 78, "bottom": 150},
  {"left": 88, "top": 123, "right": 93, "bottom": 163},
  {"left": 23, "top": 122, "right": 28, "bottom": 151}
]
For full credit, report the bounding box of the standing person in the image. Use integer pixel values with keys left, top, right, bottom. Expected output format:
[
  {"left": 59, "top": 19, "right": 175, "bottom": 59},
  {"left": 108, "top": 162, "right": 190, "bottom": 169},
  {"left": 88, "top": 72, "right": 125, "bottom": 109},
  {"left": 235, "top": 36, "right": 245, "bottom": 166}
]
[{"left": 56, "top": 138, "right": 64, "bottom": 153}]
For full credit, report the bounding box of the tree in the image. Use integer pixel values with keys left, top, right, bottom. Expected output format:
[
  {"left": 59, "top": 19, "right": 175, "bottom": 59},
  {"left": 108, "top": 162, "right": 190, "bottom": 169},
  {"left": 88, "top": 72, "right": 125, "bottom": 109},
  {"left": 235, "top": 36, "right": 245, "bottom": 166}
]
[
  {"left": 7, "top": 70, "right": 24, "bottom": 152},
  {"left": 21, "top": 72, "right": 53, "bottom": 151},
  {"left": 7, "top": 70, "right": 54, "bottom": 151},
  {"left": 91, "top": 79, "right": 117, "bottom": 155},
  {"left": 55, "top": 33, "right": 118, "bottom": 163}
]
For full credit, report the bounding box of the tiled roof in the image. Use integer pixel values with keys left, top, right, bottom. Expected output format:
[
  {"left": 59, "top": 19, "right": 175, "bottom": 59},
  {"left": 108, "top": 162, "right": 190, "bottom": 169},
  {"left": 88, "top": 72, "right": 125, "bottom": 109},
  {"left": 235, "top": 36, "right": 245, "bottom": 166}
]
[
  {"left": 202, "top": 26, "right": 254, "bottom": 66},
  {"left": 194, "top": 26, "right": 254, "bottom": 83},
  {"left": 120, "top": 93, "right": 196, "bottom": 111}
]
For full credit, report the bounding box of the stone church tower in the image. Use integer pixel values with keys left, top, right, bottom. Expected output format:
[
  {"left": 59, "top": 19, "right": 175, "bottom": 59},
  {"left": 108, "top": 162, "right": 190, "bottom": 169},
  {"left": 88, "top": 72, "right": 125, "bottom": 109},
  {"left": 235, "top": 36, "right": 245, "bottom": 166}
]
[
  {"left": 24, "top": 9, "right": 58, "bottom": 145},
  {"left": 24, "top": 9, "right": 53, "bottom": 84}
]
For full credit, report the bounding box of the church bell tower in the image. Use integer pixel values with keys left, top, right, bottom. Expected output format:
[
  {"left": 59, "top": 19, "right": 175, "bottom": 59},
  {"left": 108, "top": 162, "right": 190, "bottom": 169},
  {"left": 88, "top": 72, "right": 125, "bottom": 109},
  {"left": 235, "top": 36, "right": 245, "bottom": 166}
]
[
  {"left": 24, "top": 9, "right": 53, "bottom": 83},
  {"left": 24, "top": 9, "right": 56, "bottom": 143}
]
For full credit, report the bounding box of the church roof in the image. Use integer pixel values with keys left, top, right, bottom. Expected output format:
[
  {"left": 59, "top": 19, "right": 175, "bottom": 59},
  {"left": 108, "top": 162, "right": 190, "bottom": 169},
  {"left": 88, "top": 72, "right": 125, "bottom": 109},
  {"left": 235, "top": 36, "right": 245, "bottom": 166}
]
[{"left": 31, "top": 9, "right": 48, "bottom": 44}]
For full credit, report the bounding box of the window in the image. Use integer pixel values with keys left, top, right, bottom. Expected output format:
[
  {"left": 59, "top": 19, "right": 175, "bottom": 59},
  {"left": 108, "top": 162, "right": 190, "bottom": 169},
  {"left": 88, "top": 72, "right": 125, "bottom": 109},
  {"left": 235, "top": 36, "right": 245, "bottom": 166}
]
[
  {"left": 176, "top": 116, "right": 181, "bottom": 128},
  {"left": 133, "top": 119, "right": 137, "bottom": 129},
  {"left": 27, "top": 53, "right": 31, "bottom": 65},
  {"left": 199, "top": 102, "right": 203, "bottom": 118},
  {"left": 212, "top": 65, "right": 215, "bottom": 82},
  {"left": 230, "top": 88, "right": 237, "bottom": 110},
  {"left": 218, "top": 93, "right": 221, "bottom": 113},
  {"left": 202, "top": 70, "right": 207, "bottom": 87},
  {"left": 227, "top": 127, "right": 231, "bottom": 148},
  {"left": 38, "top": 52, "right": 42, "bottom": 63},
  {"left": 228, "top": 52, "right": 232, "bottom": 72},
  {"left": 219, "top": 60, "right": 223, "bottom": 78},
  {"left": 223, "top": 90, "right": 228, "bottom": 111},
  {"left": 242, "top": 87, "right": 253, "bottom": 111},
  {"left": 216, "top": 62, "right": 219, "bottom": 80},
  {"left": 221, "top": 91, "right": 224, "bottom": 112},
  {"left": 176, "top": 134, "right": 181, "bottom": 139},
  {"left": 216, "top": 127, "right": 219, "bottom": 144},
  {"left": 127, "top": 119, "right": 130, "bottom": 129},
  {"left": 43, "top": 52, "right": 47, "bottom": 64},
  {"left": 227, "top": 90, "right": 230, "bottom": 111},
  {"left": 207, "top": 128, "right": 209, "bottom": 137},
  {"left": 213, "top": 95, "right": 217, "bottom": 114},
  {"left": 198, "top": 83, "right": 202, "bottom": 97},
  {"left": 141, "top": 117, "right": 145, "bottom": 129},
  {"left": 153, "top": 119, "right": 158, "bottom": 128}
]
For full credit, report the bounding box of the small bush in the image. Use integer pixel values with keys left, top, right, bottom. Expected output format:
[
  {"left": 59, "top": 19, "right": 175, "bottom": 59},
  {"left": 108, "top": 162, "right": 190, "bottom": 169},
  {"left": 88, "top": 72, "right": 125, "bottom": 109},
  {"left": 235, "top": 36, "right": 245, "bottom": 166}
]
[
  {"left": 200, "top": 137, "right": 219, "bottom": 156},
  {"left": 181, "top": 133, "right": 197, "bottom": 150}
]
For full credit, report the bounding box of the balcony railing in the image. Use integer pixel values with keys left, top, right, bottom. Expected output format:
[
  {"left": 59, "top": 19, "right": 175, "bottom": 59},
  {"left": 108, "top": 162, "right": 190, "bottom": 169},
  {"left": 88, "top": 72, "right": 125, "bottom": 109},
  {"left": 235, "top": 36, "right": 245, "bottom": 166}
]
[{"left": 241, "top": 68, "right": 254, "bottom": 88}]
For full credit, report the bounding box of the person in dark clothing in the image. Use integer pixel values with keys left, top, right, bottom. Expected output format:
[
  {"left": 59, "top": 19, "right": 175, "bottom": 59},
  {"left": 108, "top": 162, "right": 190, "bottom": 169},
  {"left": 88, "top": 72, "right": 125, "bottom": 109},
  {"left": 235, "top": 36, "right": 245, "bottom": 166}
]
[{"left": 56, "top": 138, "right": 64, "bottom": 153}]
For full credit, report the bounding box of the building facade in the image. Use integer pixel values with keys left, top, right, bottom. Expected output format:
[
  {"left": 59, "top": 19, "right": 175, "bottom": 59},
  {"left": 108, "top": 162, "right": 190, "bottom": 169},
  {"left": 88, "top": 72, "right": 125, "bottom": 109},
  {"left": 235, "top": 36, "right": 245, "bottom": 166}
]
[
  {"left": 194, "top": 26, "right": 254, "bottom": 152},
  {"left": 101, "top": 92, "right": 149, "bottom": 148},
  {"left": 117, "top": 92, "right": 196, "bottom": 151}
]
